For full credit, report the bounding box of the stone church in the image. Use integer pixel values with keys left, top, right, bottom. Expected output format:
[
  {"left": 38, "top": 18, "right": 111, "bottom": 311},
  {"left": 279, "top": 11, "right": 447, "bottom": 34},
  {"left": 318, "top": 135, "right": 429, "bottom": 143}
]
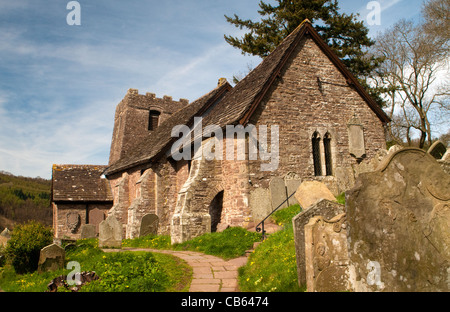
[{"left": 51, "top": 20, "right": 389, "bottom": 243}]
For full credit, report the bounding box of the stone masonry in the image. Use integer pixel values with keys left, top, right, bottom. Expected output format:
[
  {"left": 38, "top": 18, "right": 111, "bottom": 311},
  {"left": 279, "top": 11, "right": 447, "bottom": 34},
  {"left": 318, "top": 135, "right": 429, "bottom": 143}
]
[{"left": 53, "top": 21, "right": 390, "bottom": 244}]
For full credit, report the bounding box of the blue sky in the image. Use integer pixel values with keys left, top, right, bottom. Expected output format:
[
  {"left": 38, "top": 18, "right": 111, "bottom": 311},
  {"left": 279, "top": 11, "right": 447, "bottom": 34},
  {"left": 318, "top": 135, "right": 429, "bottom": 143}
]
[{"left": 0, "top": 0, "right": 425, "bottom": 178}]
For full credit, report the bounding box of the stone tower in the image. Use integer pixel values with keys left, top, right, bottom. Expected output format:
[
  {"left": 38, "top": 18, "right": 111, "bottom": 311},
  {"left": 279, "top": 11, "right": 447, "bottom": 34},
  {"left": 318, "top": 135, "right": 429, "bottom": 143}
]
[{"left": 109, "top": 89, "right": 189, "bottom": 165}]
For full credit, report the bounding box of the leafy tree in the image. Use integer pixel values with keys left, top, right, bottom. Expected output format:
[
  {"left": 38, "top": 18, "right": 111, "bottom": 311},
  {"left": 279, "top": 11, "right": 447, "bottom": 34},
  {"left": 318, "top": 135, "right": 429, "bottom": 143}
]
[{"left": 224, "top": 0, "right": 385, "bottom": 105}]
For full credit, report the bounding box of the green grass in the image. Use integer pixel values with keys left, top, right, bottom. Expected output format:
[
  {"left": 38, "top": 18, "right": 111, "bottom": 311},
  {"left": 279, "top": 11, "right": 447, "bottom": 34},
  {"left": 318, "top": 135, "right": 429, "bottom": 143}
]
[
  {"left": 173, "top": 227, "right": 261, "bottom": 260},
  {"left": 238, "top": 204, "right": 305, "bottom": 292},
  {"left": 0, "top": 238, "right": 192, "bottom": 292},
  {"left": 270, "top": 204, "right": 301, "bottom": 225},
  {"left": 122, "top": 235, "right": 172, "bottom": 249},
  {"left": 336, "top": 192, "right": 346, "bottom": 205},
  {"left": 123, "top": 227, "right": 261, "bottom": 260}
]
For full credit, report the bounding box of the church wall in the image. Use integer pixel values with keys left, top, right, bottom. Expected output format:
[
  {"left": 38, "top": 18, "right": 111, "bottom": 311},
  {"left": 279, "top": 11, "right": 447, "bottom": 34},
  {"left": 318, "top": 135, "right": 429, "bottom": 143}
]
[{"left": 248, "top": 35, "right": 386, "bottom": 195}]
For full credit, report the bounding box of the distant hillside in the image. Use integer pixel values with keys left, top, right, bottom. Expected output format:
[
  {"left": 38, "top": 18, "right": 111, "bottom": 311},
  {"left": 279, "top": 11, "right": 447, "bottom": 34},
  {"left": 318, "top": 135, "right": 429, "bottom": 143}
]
[{"left": 0, "top": 171, "right": 52, "bottom": 231}]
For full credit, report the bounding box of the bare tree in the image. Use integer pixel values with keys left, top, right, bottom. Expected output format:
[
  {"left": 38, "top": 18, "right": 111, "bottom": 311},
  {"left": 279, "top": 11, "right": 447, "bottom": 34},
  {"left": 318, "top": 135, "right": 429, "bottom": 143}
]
[
  {"left": 371, "top": 19, "right": 449, "bottom": 148},
  {"left": 422, "top": 0, "right": 450, "bottom": 46}
]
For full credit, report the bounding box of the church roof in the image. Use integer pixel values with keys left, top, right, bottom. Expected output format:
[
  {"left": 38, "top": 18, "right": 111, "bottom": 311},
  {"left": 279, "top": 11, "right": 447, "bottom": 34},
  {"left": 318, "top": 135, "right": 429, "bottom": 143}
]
[
  {"left": 104, "top": 20, "right": 389, "bottom": 176},
  {"left": 202, "top": 19, "right": 389, "bottom": 129},
  {"left": 52, "top": 165, "right": 113, "bottom": 202},
  {"left": 104, "top": 81, "right": 232, "bottom": 175}
]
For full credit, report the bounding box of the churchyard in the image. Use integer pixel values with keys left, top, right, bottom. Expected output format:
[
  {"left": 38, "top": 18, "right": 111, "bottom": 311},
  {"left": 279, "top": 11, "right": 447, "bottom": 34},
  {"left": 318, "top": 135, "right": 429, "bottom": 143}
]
[{"left": 1, "top": 145, "right": 449, "bottom": 292}]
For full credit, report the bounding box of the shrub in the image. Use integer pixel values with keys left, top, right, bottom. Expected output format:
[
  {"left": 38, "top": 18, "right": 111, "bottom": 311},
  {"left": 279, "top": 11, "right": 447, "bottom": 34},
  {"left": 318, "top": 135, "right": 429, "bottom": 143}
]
[
  {"left": 5, "top": 221, "right": 53, "bottom": 274},
  {"left": 0, "top": 245, "right": 5, "bottom": 267}
]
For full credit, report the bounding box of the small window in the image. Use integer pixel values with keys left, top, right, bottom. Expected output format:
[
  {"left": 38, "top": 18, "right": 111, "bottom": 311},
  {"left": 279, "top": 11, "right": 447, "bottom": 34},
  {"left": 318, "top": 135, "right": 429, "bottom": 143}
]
[
  {"left": 312, "top": 132, "right": 322, "bottom": 176},
  {"left": 324, "top": 132, "right": 333, "bottom": 176},
  {"left": 148, "top": 110, "right": 161, "bottom": 131}
]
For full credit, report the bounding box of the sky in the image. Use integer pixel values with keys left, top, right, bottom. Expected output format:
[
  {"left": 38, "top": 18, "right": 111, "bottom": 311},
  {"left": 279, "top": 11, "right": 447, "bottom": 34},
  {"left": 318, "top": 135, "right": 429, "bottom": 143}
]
[{"left": 0, "top": 0, "right": 429, "bottom": 179}]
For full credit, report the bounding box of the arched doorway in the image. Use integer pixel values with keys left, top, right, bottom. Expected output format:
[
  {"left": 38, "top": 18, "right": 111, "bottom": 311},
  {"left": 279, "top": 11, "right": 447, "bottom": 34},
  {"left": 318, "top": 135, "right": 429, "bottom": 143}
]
[{"left": 208, "top": 191, "right": 224, "bottom": 232}]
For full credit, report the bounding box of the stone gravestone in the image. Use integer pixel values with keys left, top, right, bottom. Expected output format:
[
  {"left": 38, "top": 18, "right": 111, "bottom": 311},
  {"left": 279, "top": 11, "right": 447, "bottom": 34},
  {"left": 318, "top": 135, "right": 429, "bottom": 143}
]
[
  {"left": 269, "top": 177, "right": 288, "bottom": 210},
  {"left": 249, "top": 188, "right": 272, "bottom": 223},
  {"left": 304, "top": 213, "right": 349, "bottom": 292},
  {"left": 294, "top": 181, "right": 337, "bottom": 211},
  {"left": 292, "top": 199, "right": 345, "bottom": 287},
  {"left": 38, "top": 244, "right": 65, "bottom": 273},
  {"left": 347, "top": 116, "right": 366, "bottom": 160},
  {"left": 284, "top": 172, "right": 301, "bottom": 206},
  {"left": 98, "top": 215, "right": 122, "bottom": 248},
  {"left": 66, "top": 212, "right": 80, "bottom": 233},
  {"left": 80, "top": 224, "right": 96, "bottom": 239},
  {"left": 89, "top": 208, "right": 106, "bottom": 234},
  {"left": 139, "top": 214, "right": 159, "bottom": 237},
  {"left": 428, "top": 140, "right": 447, "bottom": 159},
  {"left": 346, "top": 148, "right": 450, "bottom": 292}
]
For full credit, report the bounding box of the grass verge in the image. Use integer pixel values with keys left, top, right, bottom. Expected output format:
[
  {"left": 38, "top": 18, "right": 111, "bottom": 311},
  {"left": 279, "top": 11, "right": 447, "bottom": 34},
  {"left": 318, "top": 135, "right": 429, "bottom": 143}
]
[
  {"left": 238, "top": 204, "right": 305, "bottom": 292},
  {"left": 123, "top": 227, "right": 261, "bottom": 260}
]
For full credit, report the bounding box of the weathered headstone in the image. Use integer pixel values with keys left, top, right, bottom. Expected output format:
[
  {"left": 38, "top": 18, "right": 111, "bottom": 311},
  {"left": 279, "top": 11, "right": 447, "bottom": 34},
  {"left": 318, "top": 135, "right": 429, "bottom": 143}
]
[
  {"left": 98, "top": 215, "right": 122, "bottom": 248},
  {"left": 347, "top": 116, "right": 366, "bottom": 160},
  {"left": 139, "top": 214, "right": 159, "bottom": 237},
  {"left": 292, "top": 199, "right": 345, "bottom": 287},
  {"left": 38, "top": 244, "right": 65, "bottom": 273},
  {"left": 269, "top": 177, "right": 288, "bottom": 210},
  {"left": 66, "top": 212, "right": 80, "bottom": 233},
  {"left": 80, "top": 224, "right": 96, "bottom": 239},
  {"left": 249, "top": 188, "right": 272, "bottom": 222},
  {"left": 428, "top": 140, "right": 447, "bottom": 159},
  {"left": 346, "top": 148, "right": 450, "bottom": 292},
  {"left": 304, "top": 213, "right": 349, "bottom": 292},
  {"left": 294, "top": 181, "right": 336, "bottom": 211}
]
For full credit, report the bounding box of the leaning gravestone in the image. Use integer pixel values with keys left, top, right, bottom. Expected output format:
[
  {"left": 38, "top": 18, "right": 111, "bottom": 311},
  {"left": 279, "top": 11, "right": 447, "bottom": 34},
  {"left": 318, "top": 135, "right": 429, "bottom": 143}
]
[
  {"left": 38, "top": 244, "right": 65, "bottom": 273},
  {"left": 98, "top": 215, "right": 122, "bottom": 248},
  {"left": 292, "top": 199, "right": 345, "bottom": 287},
  {"left": 428, "top": 140, "right": 447, "bottom": 159},
  {"left": 294, "top": 181, "right": 337, "bottom": 211},
  {"left": 139, "top": 214, "right": 159, "bottom": 237},
  {"left": 346, "top": 148, "right": 450, "bottom": 292}
]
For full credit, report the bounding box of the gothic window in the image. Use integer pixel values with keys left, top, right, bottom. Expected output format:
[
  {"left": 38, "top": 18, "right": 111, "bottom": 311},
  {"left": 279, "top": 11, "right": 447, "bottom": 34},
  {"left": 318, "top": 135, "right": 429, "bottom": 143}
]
[
  {"left": 312, "top": 132, "right": 322, "bottom": 176},
  {"left": 148, "top": 110, "right": 161, "bottom": 131},
  {"left": 323, "top": 132, "right": 333, "bottom": 176}
]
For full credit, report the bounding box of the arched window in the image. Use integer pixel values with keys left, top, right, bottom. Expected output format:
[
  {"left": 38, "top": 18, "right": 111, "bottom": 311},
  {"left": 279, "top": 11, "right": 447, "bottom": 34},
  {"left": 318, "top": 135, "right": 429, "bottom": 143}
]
[
  {"left": 323, "top": 132, "right": 333, "bottom": 176},
  {"left": 148, "top": 110, "right": 161, "bottom": 131},
  {"left": 312, "top": 132, "right": 322, "bottom": 176}
]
